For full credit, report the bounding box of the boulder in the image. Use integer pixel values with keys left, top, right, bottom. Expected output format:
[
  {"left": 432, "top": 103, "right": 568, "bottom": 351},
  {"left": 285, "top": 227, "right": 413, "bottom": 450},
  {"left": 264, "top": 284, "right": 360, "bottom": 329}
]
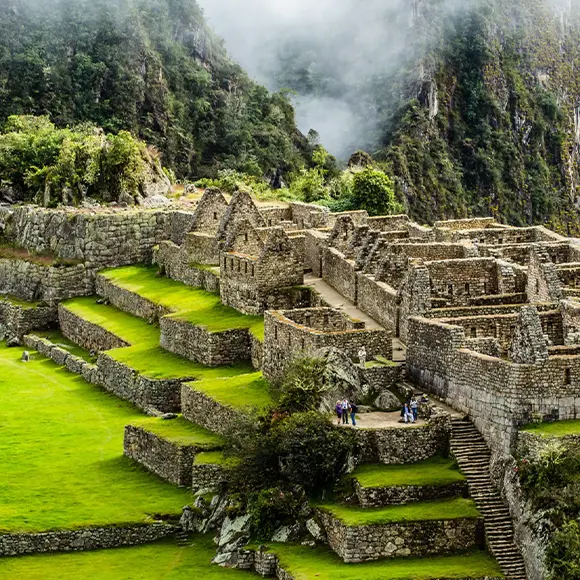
[
  {"left": 374, "top": 390, "right": 402, "bottom": 412},
  {"left": 217, "top": 514, "right": 252, "bottom": 548},
  {"left": 271, "top": 523, "right": 302, "bottom": 543}
]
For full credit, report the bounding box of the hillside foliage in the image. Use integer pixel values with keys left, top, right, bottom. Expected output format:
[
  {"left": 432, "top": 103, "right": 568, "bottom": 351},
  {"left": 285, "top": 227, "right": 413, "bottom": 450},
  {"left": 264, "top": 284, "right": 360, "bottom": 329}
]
[{"left": 0, "top": 0, "right": 312, "bottom": 181}]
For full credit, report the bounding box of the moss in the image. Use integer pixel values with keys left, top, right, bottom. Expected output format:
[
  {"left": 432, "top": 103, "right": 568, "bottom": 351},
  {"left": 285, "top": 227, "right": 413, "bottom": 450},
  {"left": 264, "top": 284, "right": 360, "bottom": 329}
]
[
  {"left": 521, "top": 420, "right": 580, "bottom": 438},
  {"left": 194, "top": 451, "right": 239, "bottom": 467},
  {"left": 129, "top": 417, "right": 225, "bottom": 448},
  {"left": 317, "top": 497, "right": 480, "bottom": 526},
  {"left": 0, "top": 294, "right": 40, "bottom": 309}
]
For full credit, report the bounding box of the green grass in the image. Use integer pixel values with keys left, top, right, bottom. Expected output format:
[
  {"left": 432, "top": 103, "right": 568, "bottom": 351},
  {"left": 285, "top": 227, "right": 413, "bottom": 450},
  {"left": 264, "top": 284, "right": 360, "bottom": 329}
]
[
  {"left": 521, "top": 419, "right": 580, "bottom": 438},
  {"left": 185, "top": 372, "right": 273, "bottom": 410},
  {"left": 99, "top": 265, "right": 264, "bottom": 339},
  {"left": 317, "top": 497, "right": 480, "bottom": 526},
  {"left": 130, "top": 417, "right": 224, "bottom": 448},
  {"left": 107, "top": 344, "right": 254, "bottom": 381},
  {"left": 0, "top": 343, "right": 191, "bottom": 533},
  {"left": 34, "top": 329, "right": 95, "bottom": 362},
  {"left": 194, "top": 451, "right": 239, "bottom": 467},
  {"left": 0, "top": 293, "right": 39, "bottom": 308},
  {"left": 61, "top": 297, "right": 160, "bottom": 347},
  {"left": 0, "top": 535, "right": 253, "bottom": 579},
  {"left": 353, "top": 457, "right": 465, "bottom": 489},
  {"left": 258, "top": 544, "right": 503, "bottom": 580}
]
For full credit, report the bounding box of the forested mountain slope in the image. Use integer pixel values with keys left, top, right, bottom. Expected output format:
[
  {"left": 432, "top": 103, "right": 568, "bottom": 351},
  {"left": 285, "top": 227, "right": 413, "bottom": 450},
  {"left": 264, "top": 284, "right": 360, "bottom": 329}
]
[
  {"left": 258, "top": 0, "right": 580, "bottom": 233},
  {"left": 0, "top": 0, "right": 311, "bottom": 179}
]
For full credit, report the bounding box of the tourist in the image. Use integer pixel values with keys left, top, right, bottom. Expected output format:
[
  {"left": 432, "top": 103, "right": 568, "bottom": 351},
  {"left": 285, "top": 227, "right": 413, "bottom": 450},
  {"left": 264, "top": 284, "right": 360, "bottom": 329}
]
[
  {"left": 404, "top": 402, "right": 415, "bottom": 424},
  {"left": 410, "top": 396, "right": 418, "bottom": 422},
  {"left": 350, "top": 401, "right": 358, "bottom": 426},
  {"left": 335, "top": 400, "right": 343, "bottom": 425},
  {"left": 341, "top": 399, "right": 350, "bottom": 425}
]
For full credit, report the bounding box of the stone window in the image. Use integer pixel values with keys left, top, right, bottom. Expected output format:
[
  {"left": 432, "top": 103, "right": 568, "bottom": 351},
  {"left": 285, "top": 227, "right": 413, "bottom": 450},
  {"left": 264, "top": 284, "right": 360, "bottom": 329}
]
[
  {"left": 268, "top": 220, "right": 272, "bottom": 227},
  {"left": 470, "top": 327, "right": 477, "bottom": 338},
  {"left": 483, "top": 282, "right": 488, "bottom": 294},
  {"left": 251, "top": 264, "right": 255, "bottom": 277},
  {"left": 498, "top": 238, "right": 503, "bottom": 245},
  {"left": 245, "top": 262, "right": 248, "bottom": 274},
  {"left": 447, "top": 285, "right": 454, "bottom": 296},
  {"left": 536, "top": 280, "right": 540, "bottom": 294},
  {"left": 323, "top": 314, "right": 329, "bottom": 326},
  {"left": 213, "top": 212, "right": 218, "bottom": 220},
  {"left": 237, "top": 260, "right": 241, "bottom": 272},
  {"left": 231, "top": 258, "right": 234, "bottom": 270},
  {"left": 301, "top": 338, "right": 305, "bottom": 351},
  {"left": 465, "top": 283, "right": 470, "bottom": 294},
  {"left": 244, "top": 233, "right": 249, "bottom": 243},
  {"left": 305, "top": 315, "right": 311, "bottom": 327},
  {"left": 565, "top": 368, "right": 572, "bottom": 385}
]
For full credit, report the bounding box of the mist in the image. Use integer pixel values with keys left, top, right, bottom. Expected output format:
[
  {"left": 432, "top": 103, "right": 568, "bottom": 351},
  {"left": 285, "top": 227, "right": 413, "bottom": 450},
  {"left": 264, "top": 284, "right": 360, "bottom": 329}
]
[{"left": 198, "top": 0, "right": 420, "bottom": 159}]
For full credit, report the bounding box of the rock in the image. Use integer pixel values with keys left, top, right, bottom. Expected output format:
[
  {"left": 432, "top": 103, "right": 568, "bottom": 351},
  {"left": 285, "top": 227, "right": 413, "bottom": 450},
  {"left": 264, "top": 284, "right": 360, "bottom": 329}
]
[
  {"left": 306, "top": 518, "right": 326, "bottom": 542},
  {"left": 161, "top": 413, "right": 178, "bottom": 420},
  {"left": 218, "top": 515, "right": 252, "bottom": 548},
  {"left": 357, "top": 405, "right": 374, "bottom": 413},
  {"left": 140, "top": 194, "right": 171, "bottom": 208},
  {"left": 21, "top": 351, "right": 30, "bottom": 362},
  {"left": 271, "top": 524, "right": 302, "bottom": 543},
  {"left": 118, "top": 191, "right": 135, "bottom": 206},
  {"left": 374, "top": 390, "right": 402, "bottom": 412},
  {"left": 6, "top": 335, "right": 21, "bottom": 347}
]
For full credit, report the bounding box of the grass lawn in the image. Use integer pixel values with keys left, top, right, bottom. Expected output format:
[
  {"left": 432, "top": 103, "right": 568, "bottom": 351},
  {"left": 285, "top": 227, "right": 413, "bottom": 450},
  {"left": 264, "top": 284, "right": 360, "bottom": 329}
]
[
  {"left": 107, "top": 344, "right": 254, "bottom": 381},
  {"left": 0, "top": 343, "right": 191, "bottom": 533},
  {"left": 61, "top": 297, "right": 160, "bottom": 347},
  {"left": 99, "top": 265, "right": 264, "bottom": 339},
  {"left": 317, "top": 497, "right": 480, "bottom": 526},
  {"left": 521, "top": 419, "right": 580, "bottom": 438},
  {"left": 0, "top": 294, "right": 39, "bottom": 308},
  {"left": 130, "top": 417, "right": 224, "bottom": 448},
  {"left": 194, "top": 451, "right": 239, "bottom": 467},
  {"left": 353, "top": 456, "right": 465, "bottom": 489},
  {"left": 0, "top": 535, "right": 252, "bottom": 580},
  {"left": 185, "top": 372, "right": 273, "bottom": 410},
  {"left": 259, "top": 544, "right": 503, "bottom": 580},
  {"left": 34, "top": 329, "right": 96, "bottom": 362}
]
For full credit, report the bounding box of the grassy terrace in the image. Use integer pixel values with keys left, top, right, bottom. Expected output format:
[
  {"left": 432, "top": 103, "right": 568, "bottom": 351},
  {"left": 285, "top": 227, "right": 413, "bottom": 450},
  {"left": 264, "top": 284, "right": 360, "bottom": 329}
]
[
  {"left": 317, "top": 498, "right": 480, "bottom": 526},
  {"left": 0, "top": 343, "right": 190, "bottom": 533},
  {"left": 185, "top": 372, "right": 273, "bottom": 410},
  {"left": 194, "top": 451, "right": 239, "bottom": 467},
  {"left": 521, "top": 419, "right": 580, "bottom": 438},
  {"left": 99, "top": 265, "right": 264, "bottom": 340},
  {"left": 0, "top": 293, "right": 40, "bottom": 308},
  {"left": 35, "top": 329, "right": 96, "bottom": 362},
  {"left": 130, "top": 416, "right": 224, "bottom": 448},
  {"left": 258, "top": 544, "right": 503, "bottom": 580},
  {"left": 353, "top": 457, "right": 466, "bottom": 489},
  {"left": 0, "top": 535, "right": 252, "bottom": 580}
]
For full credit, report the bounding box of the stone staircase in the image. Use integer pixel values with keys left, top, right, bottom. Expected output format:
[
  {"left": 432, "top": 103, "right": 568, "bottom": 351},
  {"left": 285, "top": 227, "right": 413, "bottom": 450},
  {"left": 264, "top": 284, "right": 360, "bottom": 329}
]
[{"left": 451, "top": 418, "right": 527, "bottom": 580}]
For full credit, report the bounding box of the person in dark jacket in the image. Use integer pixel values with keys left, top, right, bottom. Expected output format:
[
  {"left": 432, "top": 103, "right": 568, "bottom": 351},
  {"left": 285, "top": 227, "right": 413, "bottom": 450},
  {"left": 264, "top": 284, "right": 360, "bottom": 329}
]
[{"left": 350, "top": 401, "right": 358, "bottom": 426}]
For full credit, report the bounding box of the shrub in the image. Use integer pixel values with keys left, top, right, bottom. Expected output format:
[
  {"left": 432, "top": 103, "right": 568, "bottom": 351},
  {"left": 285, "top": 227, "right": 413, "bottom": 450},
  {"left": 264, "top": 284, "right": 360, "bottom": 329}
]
[
  {"left": 352, "top": 166, "right": 402, "bottom": 216},
  {"left": 272, "top": 412, "right": 355, "bottom": 493},
  {"left": 277, "top": 357, "right": 330, "bottom": 413},
  {"left": 546, "top": 519, "right": 580, "bottom": 580}
]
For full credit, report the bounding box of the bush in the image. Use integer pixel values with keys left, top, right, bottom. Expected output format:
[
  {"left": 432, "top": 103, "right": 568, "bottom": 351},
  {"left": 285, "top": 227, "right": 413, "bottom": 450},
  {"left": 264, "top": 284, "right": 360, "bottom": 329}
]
[
  {"left": 277, "top": 357, "right": 330, "bottom": 413},
  {"left": 352, "top": 166, "right": 402, "bottom": 216},
  {"left": 272, "top": 412, "right": 355, "bottom": 493},
  {"left": 546, "top": 519, "right": 580, "bottom": 580}
]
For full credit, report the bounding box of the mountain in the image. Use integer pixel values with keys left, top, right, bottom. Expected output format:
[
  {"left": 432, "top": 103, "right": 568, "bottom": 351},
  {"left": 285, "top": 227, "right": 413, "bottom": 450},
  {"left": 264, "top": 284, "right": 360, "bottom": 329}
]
[
  {"left": 0, "top": 0, "right": 312, "bottom": 179},
  {"left": 249, "top": 0, "right": 580, "bottom": 233}
]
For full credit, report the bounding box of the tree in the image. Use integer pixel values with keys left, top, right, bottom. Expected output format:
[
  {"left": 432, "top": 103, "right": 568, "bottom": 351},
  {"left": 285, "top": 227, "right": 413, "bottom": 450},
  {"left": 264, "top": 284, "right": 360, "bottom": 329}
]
[
  {"left": 547, "top": 519, "right": 580, "bottom": 580},
  {"left": 352, "top": 167, "right": 399, "bottom": 216}
]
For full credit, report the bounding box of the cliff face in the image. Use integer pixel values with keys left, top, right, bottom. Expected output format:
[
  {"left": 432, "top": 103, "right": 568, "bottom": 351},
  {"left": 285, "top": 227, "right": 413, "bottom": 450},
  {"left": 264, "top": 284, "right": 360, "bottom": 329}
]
[
  {"left": 384, "top": 0, "right": 580, "bottom": 233},
  {"left": 0, "top": 0, "right": 310, "bottom": 179}
]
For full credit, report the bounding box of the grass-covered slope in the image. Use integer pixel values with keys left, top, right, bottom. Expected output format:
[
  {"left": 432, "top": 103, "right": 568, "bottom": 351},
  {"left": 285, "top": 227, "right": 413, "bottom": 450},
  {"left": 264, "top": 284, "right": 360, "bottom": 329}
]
[
  {"left": 259, "top": 544, "right": 503, "bottom": 580},
  {"left": 521, "top": 420, "right": 580, "bottom": 438},
  {"left": 317, "top": 498, "right": 480, "bottom": 526},
  {"left": 353, "top": 457, "right": 466, "bottom": 489},
  {"left": 99, "top": 265, "right": 264, "bottom": 339},
  {"left": 0, "top": 535, "right": 251, "bottom": 580},
  {"left": 129, "top": 416, "right": 224, "bottom": 448},
  {"left": 0, "top": 343, "right": 190, "bottom": 533}
]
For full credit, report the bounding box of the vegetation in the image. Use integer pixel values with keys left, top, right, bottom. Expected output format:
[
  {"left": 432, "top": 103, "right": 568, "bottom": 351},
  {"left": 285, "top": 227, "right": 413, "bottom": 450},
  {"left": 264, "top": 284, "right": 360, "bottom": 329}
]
[
  {"left": 545, "top": 519, "right": 580, "bottom": 580},
  {"left": 0, "top": 0, "right": 313, "bottom": 181},
  {"left": 0, "top": 535, "right": 253, "bottom": 580},
  {"left": 193, "top": 451, "right": 238, "bottom": 467},
  {"left": 521, "top": 419, "right": 580, "bottom": 438},
  {"left": 0, "top": 343, "right": 190, "bottom": 533},
  {"left": 260, "top": 544, "right": 503, "bottom": 580},
  {"left": 276, "top": 356, "right": 330, "bottom": 413},
  {"left": 36, "top": 329, "right": 96, "bottom": 362},
  {"left": 353, "top": 457, "right": 465, "bottom": 489},
  {"left": 99, "top": 265, "right": 264, "bottom": 338},
  {"left": 129, "top": 417, "right": 224, "bottom": 448},
  {"left": 318, "top": 498, "right": 480, "bottom": 526},
  {"left": 0, "top": 115, "right": 166, "bottom": 205},
  {"left": 351, "top": 167, "right": 402, "bottom": 216}
]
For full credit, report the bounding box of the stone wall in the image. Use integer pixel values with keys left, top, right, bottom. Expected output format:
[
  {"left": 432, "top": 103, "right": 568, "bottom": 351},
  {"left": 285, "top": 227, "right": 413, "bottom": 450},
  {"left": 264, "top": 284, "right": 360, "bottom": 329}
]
[
  {"left": 352, "top": 413, "right": 451, "bottom": 464},
  {"left": 322, "top": 248, "right": 358, "bottom": 304},
  {"left": 191, "top": 463, "right": 230, "bottom": 492},
  {"left": 124, "top": 424, "right": 202, "bottom": 487},
  {"left": 181, "top": 384, "right": 240, "bottom": 436},
  {"left": 0, "top": 299, "right": 56, "bottom": 338},
  {"left": 304, "top": 230, "right": 328, "bottom": 276},
  {"left": 59, "top": 303, "right": 129, "bottom": 352},
  {"left": 317, "top": 509, "right": 483, "bottom": 563},
  {"left": 0, "top": 259, "right": 92, "bottom": 303},
  {"left": 0, "top": 524, "right": 176, "bottom": 556},
  {"left": 356, "top": 273, "right": 399, "bottom": 332},
  {"left": 262, "top": 308, "right": 392, "bottom": 380},
  {"left": 97, "top": 353, "right": 184, "bottom": 413},
  {"left": 160, "top": 315, "right": 253, "bottom": 367},
  {"left": 354, "top": 479, "right": 468, "bottom": 508}
]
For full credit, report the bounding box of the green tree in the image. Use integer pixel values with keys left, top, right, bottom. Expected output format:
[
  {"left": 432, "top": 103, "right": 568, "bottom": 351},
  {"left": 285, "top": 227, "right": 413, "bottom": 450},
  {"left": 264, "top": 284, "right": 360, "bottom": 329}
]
[
  {"left": 547, "top": 520, "right": 580, "bottom": 580},
  {"left": 352, "top": 167, "right": 399, "bottom": 216}
]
